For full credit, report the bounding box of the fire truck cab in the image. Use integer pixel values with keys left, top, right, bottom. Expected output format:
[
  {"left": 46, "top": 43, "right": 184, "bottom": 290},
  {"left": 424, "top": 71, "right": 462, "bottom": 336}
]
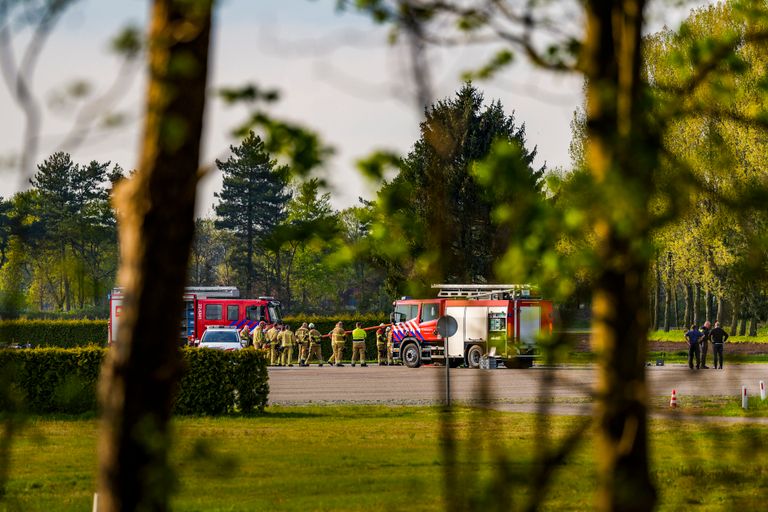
[
  {"left": 390, "top": 284, "right": 553, "bottom": 369},
  {"left": 109, "top": 287, "right": 282, "bottom": 346}
]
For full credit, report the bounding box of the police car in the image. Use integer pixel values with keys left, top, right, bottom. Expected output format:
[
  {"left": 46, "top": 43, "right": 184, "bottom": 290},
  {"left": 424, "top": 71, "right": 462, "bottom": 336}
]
[{"left": 198, "top": 326, "right": 245, "bottom": 351}]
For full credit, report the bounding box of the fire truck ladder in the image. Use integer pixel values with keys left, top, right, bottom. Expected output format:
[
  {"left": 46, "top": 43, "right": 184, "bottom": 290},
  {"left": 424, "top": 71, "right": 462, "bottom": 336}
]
[{"left": 431, "top": 284, "right": 536, "bottom": 300}]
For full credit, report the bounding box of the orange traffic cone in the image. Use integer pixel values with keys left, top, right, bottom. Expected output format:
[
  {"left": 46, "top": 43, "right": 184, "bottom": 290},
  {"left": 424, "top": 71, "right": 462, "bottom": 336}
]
[{"left": 670, "top": 389, "right": 678, "bottom": 408}]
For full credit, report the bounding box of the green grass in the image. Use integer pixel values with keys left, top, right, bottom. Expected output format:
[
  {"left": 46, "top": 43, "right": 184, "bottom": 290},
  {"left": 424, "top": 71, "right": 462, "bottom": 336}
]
[{"left": 1, "top": 406, "right": 767, "bottom": 511}]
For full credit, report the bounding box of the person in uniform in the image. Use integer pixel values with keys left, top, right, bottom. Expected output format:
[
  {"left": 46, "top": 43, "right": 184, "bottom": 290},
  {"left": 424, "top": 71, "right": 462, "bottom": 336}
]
[
  {"left": 251, "top": 321, "right": 266, "bottom": 350},
  {"left": 328, "top": 321, "right": 346, "bottom": 367},
  {"left": 295, "top": 322, "right": 310, "bottom": 366},
  {"left": 376, "top": 323, "right": 387, "bottom": 365},
  {"left": 267, "top": 323, "right": 280, "bottom": 366},
  {"left": 351, "top": 322, "right": 368, "bottom": 367},
  {"left": 699, "top": 320, "right": 711, "bottom": 369},
  {"left": 279, "top": 324, "right": 295, "bottom": 367},
  {"left": 386, "top": 326, "right": 395, "bottom": 365},
  {"left": 239, "top": 323, "right": 251, "bottom": 347},
  {"left": 304, "top": 323, "right": 325, "bottom": 366},
  {"left": 710, "top": 321, "right": 729, "bottom": 369},
  {"left": 684, "top": 324, "right": 703, "bottom": 370}
]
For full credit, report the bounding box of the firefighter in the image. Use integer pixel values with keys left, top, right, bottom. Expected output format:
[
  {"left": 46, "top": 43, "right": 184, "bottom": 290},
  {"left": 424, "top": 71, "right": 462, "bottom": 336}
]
[
  {"left": 304, "top": 323, "right": 324, "bottom": 366},
  {"left": 386, "top": 326, "right": 395, "bottom": 365},
  {"left": 351, "top": 322, "right": 367, "bottom": 367},
  {"left": 267, "top": 323, "right": 280, "bottom": 366},
  {"left": 239, "top": 324, "right": 251, "bottom": 347},
  {"left": 279, "top": 325, "right": 295, "bottom": 367},
  {"left": 327, "top": 321, "right": 346, "bottom": 367},
  {"left": 376, "top": 323, "right": 387, "bottom": 365},
  {"left": 295, "top": 322, "right": 310, "bottom": 366},
  {"left": 251, "top": 321, "right": 266, "bottom": 350}
]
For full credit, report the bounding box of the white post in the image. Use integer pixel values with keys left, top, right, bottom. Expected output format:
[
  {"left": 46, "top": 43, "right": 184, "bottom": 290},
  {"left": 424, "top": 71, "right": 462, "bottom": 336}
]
[
  {"left": 742, "top": 386, "right": 749, "bottom": 410},
  {"left": 760, "top": 381, "right": 766, "bottom": 401},
  {"left": 92, "top": 493, "right": 98, "bottom": 512}
]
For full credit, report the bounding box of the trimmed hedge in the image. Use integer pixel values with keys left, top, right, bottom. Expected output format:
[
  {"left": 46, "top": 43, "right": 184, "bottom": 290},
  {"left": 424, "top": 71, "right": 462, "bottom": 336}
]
[
  {"left": 0, "top": 347, "right": 268, "bottom": 415},
  {"left": 0, "top": 320, "right": 108, "bottom": 348}
]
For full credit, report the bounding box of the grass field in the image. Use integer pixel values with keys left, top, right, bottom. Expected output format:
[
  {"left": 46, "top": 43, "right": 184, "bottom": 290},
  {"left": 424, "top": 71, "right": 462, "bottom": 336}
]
[{"left": 1, "top": 406, "right": 767, "bottom": 511}]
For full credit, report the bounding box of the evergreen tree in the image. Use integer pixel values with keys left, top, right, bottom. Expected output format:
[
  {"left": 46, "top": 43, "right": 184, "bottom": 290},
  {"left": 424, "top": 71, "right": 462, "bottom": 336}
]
[
  {"left": 380, "top": 83, "right": 544, "bottom": 290},
  {"left": 214, "top": 132, "right": 291, "bottom": 295}
]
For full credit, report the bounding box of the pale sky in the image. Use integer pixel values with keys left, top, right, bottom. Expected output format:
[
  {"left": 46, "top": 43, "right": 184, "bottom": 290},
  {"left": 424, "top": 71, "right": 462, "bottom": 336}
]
[{"left": 0, "top": 0, "right": 692, "bottom": 215}]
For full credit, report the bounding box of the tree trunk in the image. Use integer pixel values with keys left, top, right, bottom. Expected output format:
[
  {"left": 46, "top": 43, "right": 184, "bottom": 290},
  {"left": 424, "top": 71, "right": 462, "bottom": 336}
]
[
  {"left": 730, "top": 298, "right": 739, "bottom": 336},
  {"left": 683, "top": 284, "right": 691, "bottom": 327},
  {"left": 704, "top": 290, "right": 712, "bottom": 325},
  {"left": 673, "top": 285, "right": 680, "bottom": 329},
  {"left": 693, "top": 284, "right": 700, "bottom": 326},
  {"left": 749, "top": 314, "right": 758, "bottom": 337},
  {"left": 97, "top": 2, "right": 212, "bottom": 511},
  {"left": 739, "top": 315, "right": 747, "bottom": 336},
  {"left": 584, "top": 1, "right": 656, "bottom": 510},
  {"left": 653, "top": 258, "right": 661, "bottom": 330},
  {"left": 716, "top": 295, "right": 723, "bottom": 324},
  {"left": 663, "top": 279, "right": 671, "bottom": 332}
]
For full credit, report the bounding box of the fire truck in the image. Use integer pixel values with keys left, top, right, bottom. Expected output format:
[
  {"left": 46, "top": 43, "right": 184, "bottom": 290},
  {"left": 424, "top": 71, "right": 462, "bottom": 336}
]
[
  {"left": 390, "top": 284, "right": 553, "bottom": 368},
  {"left": 108, "top": 286, "right": 282, "bottom": 346}
]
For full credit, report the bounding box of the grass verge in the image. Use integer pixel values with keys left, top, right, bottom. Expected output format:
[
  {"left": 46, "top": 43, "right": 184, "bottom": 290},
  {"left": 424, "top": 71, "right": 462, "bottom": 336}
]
[{"left": 1, "top": 406, "right": 767, "bottom": 511}]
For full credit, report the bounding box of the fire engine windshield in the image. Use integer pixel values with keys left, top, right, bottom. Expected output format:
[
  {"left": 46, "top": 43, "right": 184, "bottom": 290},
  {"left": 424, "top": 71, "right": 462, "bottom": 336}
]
[
  {"left": 268, "top": 303, "right": 282, "bottom": 324},
  {"left": 392, "top": 304, "right": 418, "bottom": 323}
]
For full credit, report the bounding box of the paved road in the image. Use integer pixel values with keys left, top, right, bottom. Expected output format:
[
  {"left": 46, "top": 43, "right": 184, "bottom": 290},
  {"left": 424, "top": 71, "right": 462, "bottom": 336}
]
[{"left": 268, "top": 363, "right": 768, "bottom": 405}]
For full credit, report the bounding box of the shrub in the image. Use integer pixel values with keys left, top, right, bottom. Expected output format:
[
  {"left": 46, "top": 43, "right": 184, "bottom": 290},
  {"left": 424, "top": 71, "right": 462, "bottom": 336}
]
[
  {"left": 0, "top": 347, "right": 268, "bottom": 415},
  {"left": 0, "top": 320, "right": 108, "bottom": 348}
]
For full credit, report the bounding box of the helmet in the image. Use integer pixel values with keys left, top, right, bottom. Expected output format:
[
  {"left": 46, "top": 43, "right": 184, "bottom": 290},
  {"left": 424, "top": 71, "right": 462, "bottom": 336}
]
[{"left": 308, "top": 323, "right": 315, "bottom": 329}]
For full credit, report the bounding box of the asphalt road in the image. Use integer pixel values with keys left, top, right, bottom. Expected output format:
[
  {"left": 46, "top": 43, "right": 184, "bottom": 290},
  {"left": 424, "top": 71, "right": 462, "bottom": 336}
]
[{"left": 268, "top": 363, "right": 768, "bottom": 406}]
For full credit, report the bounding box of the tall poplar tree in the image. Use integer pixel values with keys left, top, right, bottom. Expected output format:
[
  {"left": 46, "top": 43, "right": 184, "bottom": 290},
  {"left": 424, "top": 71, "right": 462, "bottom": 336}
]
[{"left": 214, "top": 131, "right": 291, "bottom": 296}]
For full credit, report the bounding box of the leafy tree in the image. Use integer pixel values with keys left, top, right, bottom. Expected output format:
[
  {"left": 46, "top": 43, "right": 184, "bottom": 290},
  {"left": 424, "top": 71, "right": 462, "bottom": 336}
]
[{"left": 214, "top": 131, "right": 291, "bottom": 296}]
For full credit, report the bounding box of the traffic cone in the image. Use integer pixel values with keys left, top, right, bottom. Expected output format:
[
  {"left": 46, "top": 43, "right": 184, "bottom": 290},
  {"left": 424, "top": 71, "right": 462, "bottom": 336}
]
[{"left": 669, "top": 389, "right": 677, "bottom": 408}]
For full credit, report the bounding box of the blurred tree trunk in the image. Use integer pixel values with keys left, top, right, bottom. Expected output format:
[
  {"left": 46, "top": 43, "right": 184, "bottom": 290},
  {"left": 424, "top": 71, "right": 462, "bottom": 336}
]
[
  {"left": 583, "top": 0, "right": 657, "bottom": 510},
  {"left": 749, "top": 314, "right": 758, "bottom": 337},
  {"left": 673, "top": 285, "right": 680, "bottom": 328},
  {"left": 716, "top": 295, "right": 722, "bottom": 324},
  {"left": 704, "top": 290, "right": 712, "bottom": 324},
  {"left": 97, "top": 1, "right": 213, "bottom": 511},
  {"left": 693, "top": 284, "right": 700, "bottom": 326},
  {"left": 730, "top": 298, "right": 739, "bottom": 335}
]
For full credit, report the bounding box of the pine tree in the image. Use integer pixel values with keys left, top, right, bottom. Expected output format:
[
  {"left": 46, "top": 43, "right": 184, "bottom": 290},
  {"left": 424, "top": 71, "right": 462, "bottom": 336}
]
[{"left": 214, "top": 132, "right": 291, "bottom": 295}]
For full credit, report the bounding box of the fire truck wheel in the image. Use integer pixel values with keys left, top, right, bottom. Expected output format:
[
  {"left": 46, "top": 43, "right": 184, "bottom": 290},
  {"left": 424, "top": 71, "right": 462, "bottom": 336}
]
[
  {"left": 401, "top": 342, "right": 421, "bottom": 368},
  {"left": 465, "top": 345, "right": 483, "bottom": 369}
]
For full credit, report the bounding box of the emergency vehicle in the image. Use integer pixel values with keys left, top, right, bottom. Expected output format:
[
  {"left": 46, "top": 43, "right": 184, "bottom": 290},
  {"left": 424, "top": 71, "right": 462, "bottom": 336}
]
[
  {"left": 108, "top": 287, "right": 282, "bottom": 346},
  {"left": 390, "top": 284, "right": 553, "bottom": 368}
]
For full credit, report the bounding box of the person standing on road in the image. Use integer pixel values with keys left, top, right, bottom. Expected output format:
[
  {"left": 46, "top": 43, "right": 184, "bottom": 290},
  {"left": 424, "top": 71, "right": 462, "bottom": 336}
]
[
  {"left": 351, "top": 322, "right": 368, "bottom": 367},
  {"left": 699, "top": 320, "right": 711, "bottom": 369},
  {"left": 267, "top": 323, "right": 280, "bottom": 366},
  {"left": 685, "top": 324, "right": 703, "bottom": 369},
  {"left": 376, "top": 324, "right": 387, "bottom": 365},
  {"left": 295, "top": 322, "right": 309, "bottom": 366},
  {"left": 709, "top": 321, "right": 729, "bottom": 369},
  {"left": 252, "top": 321, "right": 265, "bottom": 350},
  {"left": 304, "top": 323, "right": 325, "bottom": 367},
  {"left": 386, "top": 326, "right": 395, "bottom": 365},
  {"left": 327, "top": 321, "right": 346, "bottom": 367},
  {"left": 239, "top": 323, "right": 251, "bottom": 347},
  {"left": 279, "top": 325, "right": 296, "bottom": 367}
]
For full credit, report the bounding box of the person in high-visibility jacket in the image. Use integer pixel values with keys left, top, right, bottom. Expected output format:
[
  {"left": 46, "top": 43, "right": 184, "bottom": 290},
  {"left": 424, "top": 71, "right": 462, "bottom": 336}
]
[
  {"left": 251, "top": 321, "right": 266, "bottom": 350},
  {"left": 295, "top": 322, "right": 310, "bottom": 366},
  {"left": 327, "top": 321, "right": 346, "bottom": 367},
  {"left": 266, "top": 324, "right": 280, "bottom": 365},
  {"left": 376, "top": 324, "right": 387, "bottom": 365},
  {"left": 279, "top": 325, "right": 295, "bottom": 367},
  {"left": 239, "top": 324, "right": 251, "bottom": 347},
  {"left": 351, "top": 322, "right": 367, "bottom": 367},
  {"left": 304, "top": 323, "right": 325, "bottom": 366}
]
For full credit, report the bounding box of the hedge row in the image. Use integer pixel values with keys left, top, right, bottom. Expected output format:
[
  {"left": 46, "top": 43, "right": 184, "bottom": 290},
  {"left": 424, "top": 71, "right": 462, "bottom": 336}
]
[
  {"left": 0, "top": 347, "right": 268, "bottom": 415},
  {"left": 0, "top": 320, "right": 108, "bottom": 348}
]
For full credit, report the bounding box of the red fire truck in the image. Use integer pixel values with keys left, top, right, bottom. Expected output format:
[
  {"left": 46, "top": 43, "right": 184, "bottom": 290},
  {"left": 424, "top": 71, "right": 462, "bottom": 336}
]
[
  {"left": 390, "top": 284, "right": 553, "bottom": 368},
  {"left": 108, "top": 287, "right": 282, "bottom": 346}
]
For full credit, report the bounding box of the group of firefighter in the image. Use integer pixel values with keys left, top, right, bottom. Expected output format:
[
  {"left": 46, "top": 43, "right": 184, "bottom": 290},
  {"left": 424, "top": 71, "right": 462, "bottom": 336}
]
[{"left": 239, "top": 321, "right": 397, "bottom": 367}]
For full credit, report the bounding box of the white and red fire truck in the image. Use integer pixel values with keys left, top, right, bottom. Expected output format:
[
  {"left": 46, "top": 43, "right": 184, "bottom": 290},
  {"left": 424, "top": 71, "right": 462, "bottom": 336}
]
[
  {"left": 390, "top": 284, "right": 553, "bottom": 368},
  {"left": 108, "top": 287, "right": 282, "bottom": 346}
]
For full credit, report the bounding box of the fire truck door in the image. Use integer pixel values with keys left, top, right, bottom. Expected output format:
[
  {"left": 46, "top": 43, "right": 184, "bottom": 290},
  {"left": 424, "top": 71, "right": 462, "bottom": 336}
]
[
  {"left": 445, "top": 306, "right": 465, "bottom": 358},
  {"left": 519, "top": 305, "right": 541, "bottom": 346}
]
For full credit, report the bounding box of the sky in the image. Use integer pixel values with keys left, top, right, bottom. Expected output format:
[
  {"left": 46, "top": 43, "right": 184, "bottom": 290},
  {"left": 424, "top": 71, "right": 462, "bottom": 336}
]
[{"left": 0, "top": 0, "right": 694, "bottom": 215}]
